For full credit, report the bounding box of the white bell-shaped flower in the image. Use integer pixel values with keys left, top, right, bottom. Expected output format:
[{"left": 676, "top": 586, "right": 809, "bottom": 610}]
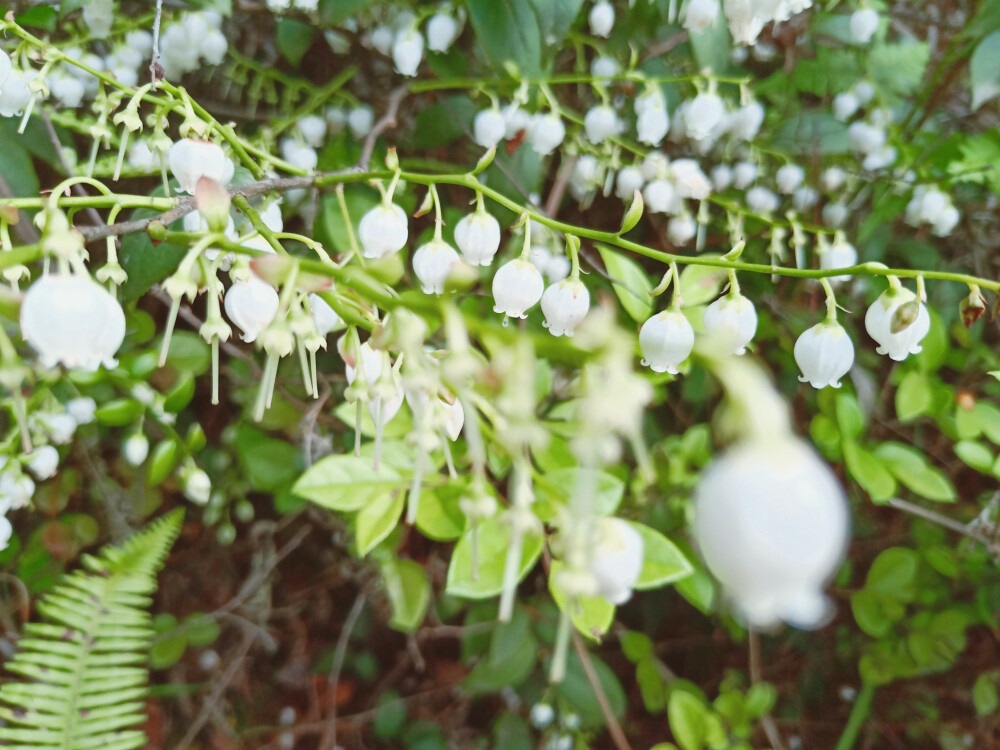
[
  {"left": 693, "top": 438, "right": 850, "bottom": 629},
  {"left": 667, "top": 215, "right": 697, "bottom": 245},
  {"left": 296, "top": 115, "right": 327, "bottom": 148},
  {"left": 308, "top": 293, "right": 342, "bottom": 336},
  {"left": 0, "top": 72, "right": 33, "bottom": 118},
  {"left": 732, "top": 161, "right": 758, "bottom": 189},
  {"left": 588, "top": 1, "right": 615, "bottom": 37},
  {"left": 0, "top": 49, "right": 11, "bottom": 88},
  {"left": 347, "top": 105, "right": 374, "bottom": 139},
  {"left": 369, "top": 25, "right": 394, "bottom": 55},
  {"left": 426, "top": 12, "right": 460, "bottom": 52},
  {"left": 703, "top": 293, "right": 757, "bottom": 355},
  {"left": 455, "top": 211, "right": 501, "bottom": 266},
  {"left": 0, "top": 470, "right": 34, "bottom": 512},
  {"left": 822, "top": 202, "right": 849, "bottom": 228},
  {"left": 588, "top": 518, "right": 644, "bottom": 605},
  {"left": 820, "top": 235, "right": 858, "bottom": 283},
  {"left": 775, "top": 164, "right": 805, "bottom": 194},
  {"left": 392, "top": 27, "right": 424, "bottom": 76},
  {"left": 793, "top": 186, "right": 819, "bottom": 212},
  {"left": 850, "top": 8, "right": 879, "bottom": 43},
  {"left": 832, "top": 92, "right": 860, "bottom": 121},
  {"left": 584, "top": 104, "right": 622, "bottom": 144},
  {"left": 637, "top": 106, "right": 670, "bottom": 146},
  {"left": 864, "top": 287, "right": 930, "bottom": 361},
  {"left": 123, "top": 433, "right": 150, "bottom": 466},
  {"left": 529, "top": 112, "right": 566, "bottom": 155},
  {"left": 931, "top": 205, "right": 960, "bottom": 236},
  {"left": 82, "top": 0, "right": 114, "bottom": 38},
  {"left": 67, "top": 397, "right": 97, "bottom": 425},
  {"left": 847, "top": 121, "right": 885, "bottom": 154},
  {"left": 615, "top": 165, "right": 645, "bottom": 200},
  {"left": 168, "top": 139, "right": 234, "bottom": 195},
  {"left": 639, "top": 309, "right": 695, "bottom": 374},
  {"left": 591, "top": 56, "right": 619, "bottom": 80},
  {"left": 280, "top": 139, "right": 318, "bottom": 171},
  {"left": 684, "top": 92, "right": 725, "bottom": 141},
  {"left": 853, "top": 80, "right": 876, "bottom": 104},
  {"left": 473, "top": 108, "right": 507, "bottom": 149},
  {"left": 20, "top": 274, "right": 126, "bottom": 371},
  {"left": 36, "top": 413, "right": 76, "bottom": 445},
  {"left": 794, "top": 321, "right": 855, "bottom": 389},
  {"left": 541, "top": 278, "right": 590, "bottom": 337},
  {"left": 641, "top": 152, "right": 669, "bottom": 181},
  {"left": 820, "top": 166, "right": 847, "bottom": 192},
  {"left": 413, "top": 238, "right": 460, "bottom": 294},
  {"left": 200, "top": 28, "right": 229, "bottom": 65},
  {"left": 224, "top": 275, "right": 279, "bottom": 343},
  {"left": 671, "top": 158, "right": 711, "bottom": 199},
  {"left": 643, "top": 179, "right": 681, "bottom": 215},
  {"left": 342, "top": 341, "right": 404, "bottom": 426},
  {"left": 492, "top": 258, "right": 544, "bottom": 319},
  {"left": 27, "top": 446, "right": 59, "bottom": 481},
  {"left": 728, "top": 100, "right": 764, "bottom": 141},
  {"left": 684, "top": 0, "right": 720, "bottom": 31},
  {"left": 358, "top": 202, "right": 408, "bottom": 259},
  {"left": 745, "top": 186, "right": 779, "bottom": 214},
  {"left": 711, "top": 165, "right": 733, "bottom": 191}
]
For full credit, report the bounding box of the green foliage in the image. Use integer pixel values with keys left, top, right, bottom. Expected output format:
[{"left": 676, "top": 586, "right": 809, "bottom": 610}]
[{"left": 0, "top": 511, "right": 183, "bottom": 750}]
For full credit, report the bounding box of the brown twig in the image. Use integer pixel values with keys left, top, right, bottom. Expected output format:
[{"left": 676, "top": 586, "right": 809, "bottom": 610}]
[
  {"left": 318, "top": 591, "right": 367, "bottom": 750},
  {"left": 357, "top": 85, "right": 409, "bottom": 172},
  {"left": 887, "top": 496, "right": 1000, "bottom": 557},
  {"left": 571, "top": 630, "right": 632, "bottom": 750}
]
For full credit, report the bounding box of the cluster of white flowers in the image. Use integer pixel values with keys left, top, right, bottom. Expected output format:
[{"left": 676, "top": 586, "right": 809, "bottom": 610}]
[
  {"left": 362, "top": 8, "right": 462, "bottom": 77},
  {"left": 266, "top": 0, "right": 319, "bottom": 12},
  {"left": 905, "top": 185, "right": 961, "bottom": 237},
  {"left": 157, "top": 11, "right": 229, "bottom": 81}
]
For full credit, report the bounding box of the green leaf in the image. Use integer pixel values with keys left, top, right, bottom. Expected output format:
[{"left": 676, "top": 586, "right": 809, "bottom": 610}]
[
  {"left": 843, "top": 440, "right": 892, "bottom": 502},
  {"left": 163, "top": 331, "right": 211, "bottom": 376},
  {"left": 773, "top": 112, "right": 850, "bottom": 155},
  {"left": 869, "top": 42, "right": 930, "bottom": 101},
  {"left": 866, "top": 547, "right": 920, "bottom": 601},
  {"left": 293, "top": 454, "right": 406, "bottom": 511},
  {"left": 678, "top": 260, "right": 727, "bottom": 307},
  {"left": 354, "top": 490, "right": 404, "bottom": 556},
  {"left": 874, "top": 443, "right": 956, "bottom": 502},
  {"left": 895, "top": 370, "right": 933, "bottom": 422},
  {"left": 463, "top": 614, "right": 538, "bottom": 693},
  {"left": 120, "top": 218, "right": 186, "bottom": 305},
  {"left": 974, "top": 674, "right": 999, "bottom": 715},
  {"left": 630, "top": 522, "right": 694, "bottom": 590},
  {"left": 851, "top": 588, "right": 896, "bottom": 638},
  {"left": 415, "top": 483, "right": 467, "bottom": 541},
  {"left": 688, "top": 11, "right": 731, "bottom": 74},
  {"left": 668, "top": 690, "right": 724, "bottom": 750},
  {"left": 955, "top": 440, "right": 994, "bottom": 473},
  {"left": 637, "top": 658, "right": 668, "bottom": 712},
  {"left": 276, "top": 18, "right": 317, "bottom": 66},
  {"left": 94, "top": 398, "right": 144, "bottom": 427},
  {"left": 0, "top": 132, "right": 39, "bottom": 199},
  {"left": 235, "top": 427, "right": 302, "bottom": 492},
  {"left": 381, "top": 559, "right": 430, "bottom": 633},
  {"left": 446, "top": 516, "right": 544, "bottom": 599},
  {"left": 596, "top": 244, "right": 653, "bottom": 322},
  {"left": 147, "top": 440, "right": 180, "bottom": 487},
  {"left": 548, "top": 560, "right": 616, "bottom": 641},
  {"left": 319, "top": 0, "right": 370, "bottom": 25},
  {"left": 835, "top": 392, "right": 866, "bottom": 439},
  {"left": 412, "top": 95, "right": 476, "bottom": 149},
  {"left": 620, "top": 630, "right": 654, "bottom": 663},
  {"left": 971, "top": 31, "right": 1000, "bottom": 110},
  {"left": 556, "top": 651, "right": 627, "bottom": 728},
  {"left": 466, "top": 0, "right": 543, "bottom": 77},
  {"left": 535, "top": 468, "right": 625, "bottom": 521}
]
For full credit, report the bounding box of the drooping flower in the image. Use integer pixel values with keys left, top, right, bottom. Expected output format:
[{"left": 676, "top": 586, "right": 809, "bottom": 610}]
[
  {"left": 529, "top": 112, "right": 566, "bottom": 156},
  {"left": 584, "top": 104, "right": 622, "bottom": 144},
  {"left": 588, "top": 518, "right": 644, "bottom": 605},
  {"left": 168, "top": 139, "right": 234, "bottom": 194},
  {"left": 864, "top": 287, "right": 930, "bottom": 361},
  {"left": 308, "top": 293, "right": 343, "bottom": 336},
  {"left": 358, "top": 202, "right": 408, "bottom": 259},
  {"left": 123, "top": 433, "right": 150, "bottom": 466},
  {"left": 693, "top": 437, "right": 850, "bottom": 629},
  {"left": 639, "top": 309, "right": 695, "bottom": 374},
  {"left": 540, "top": 278, "right": 590, "bottom": 337},
  {"left": 454, "top": 210, "right": 501, "bottom": 266},
  {"left": 412, "top": 238, "right": 460, "bottom": 294},
  {"left": 850, "top": 8, "right": 879, "bottom": 43},
  {"left": 794, "top": 320, "right": 855, "bottom": 389},
  {"left": 832, "top": 91, "right": 860, "bottom": 121},
  {"left": 492, "top": 258, "right": 544, "bottom": 320},
  {"left": 20, "top": 274, "right": 126, "bottom": 371},
  {"left": 392, "top": 27, "right": 424, "bottom": 76},
  {"left": 776, "top": 163, "right": 805, "bottom": 194},
  {"left": 685, "top": 0, "right": 720, "bottom": 31},
  {"left": 426, "top": 12, "right": 460, "bottom": 52},
  {"left": 667, "top": 215, "right": 697, "bottom": 246},
  {"left": 637, "top": 106, "right": 669, "bottom": 146},
  {"left": 473, "top": 108, "right": 507, "bottom": 149},
  {"left": 819, "top": 234, "right": 858, "bottom": 284},
  {"left": 224, "top": 275, "right": 280, "bottom": 343},
  {"left": 702, "top": 292, "right": 757, "bottom": 355},
  {"left": 26, "top": 445, "right": 59, "bottom": 481},
  {"left": 683, "top": 92, "right": 725, "bottom": 141},
  {"left": 588, "top": 1, "right": 615, "bottom": 37},
  {"left": 615, "top": 165, "right": 645, "bottom": 200}
]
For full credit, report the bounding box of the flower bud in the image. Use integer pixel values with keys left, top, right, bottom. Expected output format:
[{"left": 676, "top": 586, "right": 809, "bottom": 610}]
[
  {"left": 195, "top": 177, "right": 232, "bottom": 233},
  {"left": 820, "top": 166, "right": 847, "bottom": 193},
  {"left": 732, "top": 161, "right": 758, "bottom": 190},
  {"left": 358, "top": 202, "right": 408, "bottom": 259},
  {"left": 703, "top": 293, "right": 757, "bottom": 355},
  {"left": 615, "top": 165, "right": 645, "bottom": 200},
  {"left": 684, "top": 0, "right": 720, "bottom": 32},
  {"left": 639, "top": 309, "right": 695, "bottom": 374},
  {"left": 413, "top": 238, "right": 460, "bottom": 294},
  {"left": 123, "top": 433, "right": 150, "bottom": 466},
  {"left": 694, "top": 438, "right": 849, "bottom": 629},
  {"left": 280, "top": 139, "right": 318, "bottom": 171},
  {"left": 309, "top": 293, "right": 343, "bottom": 336},
  {"left": 541, "top": 278, "right": 590, "bottom": 337},
  {"left": 745, "top": 186, "right": 779, "bottom": 214},
  {"left": 455, "top": 211, "right": 501, "bottom": 266},
  {"left": 667, "top": 215, "right": 697, "bottom": 245},
  {"left": 847, "top": 121, "right": 885, "bottom": 154},
  {"left": 82, "top": 0, "right": 114, "bottom": 39},
  {"left": 820, "top": 235, "right": 858, "bottom": 283},
  {"left": 588, "top": 1, "right": 615, "bottom": 37},
  {"left": 832, "top": 92, "right": 860, "bottom": 121},
  {"left": 637, "top": 106, "right": 670, "bottom": 146},
  {"left": 347, "top": 105, "right": 374, "bottom": 139},
  {"left": 183, "top": 468, "right": 212, "bottom": 505},
  {"left": 0, "top": 72, "right": 32, "bottom": 118},
  {"left": 711, "top": 164, "right": 733, "bottom": 191},
  {"left": 643, "top": 179, "right": 680, "bottom": 214},
  {"left": 822, "top": 202, "right": 849, "bottom": 228},
  {"left": 864, "top": 287, "right": 930, "bottom": 361},
  {"left": 794, "top": 321, "right": 855, "bottom": 389},
  {"left": 492, "top": 258, "right": 544, "bottom": 319},
  {"left": 296, "top": 115, "right": 327, "bottom": 148},
  {"left": 529, "top": 703, "right": 555, "bottom": 730},
  {"left": 775, "top": 164, "right": 805, "bottom": 194},
  {"left": 473, "top": 108, "right": 506, "bottom": 149},
  {"left": 728, "top": 100, "right": 764, "bottom": 141}
]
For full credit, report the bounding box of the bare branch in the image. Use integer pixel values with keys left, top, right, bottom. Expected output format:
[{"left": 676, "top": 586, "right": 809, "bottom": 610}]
[{"left": 357, "top": 84, "right": 409, "bottom": 172}]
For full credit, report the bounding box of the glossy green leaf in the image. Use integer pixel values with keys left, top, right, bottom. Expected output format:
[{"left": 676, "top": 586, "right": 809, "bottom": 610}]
[
  {"left": 381, "top": 559, "right": 430, "bottom": 633},
  {"left": 971, "top": 31, "right": 1000, "bottom": 109},
  {"left": 548, "top": 560, "right": 615, "bottom": 641},
  {"left": 446, "top": 516, "right": 544, "bottom": 599},
  {"left": 630, "top": 522, "right": 694, "bottom": 590},
  {"left": 293, "top": 454, "right": 406, "bottom": 511},
  {"left": 597, "top": 244, "right": 653, "bottom": 322},
  {"left": 354, "top": 490, "right": 405, "bottom": 556}
]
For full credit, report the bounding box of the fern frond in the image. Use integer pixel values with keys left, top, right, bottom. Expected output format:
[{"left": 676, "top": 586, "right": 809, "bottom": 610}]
[{"left": 0, "top": 509, "right": 183, "bottom": 750}]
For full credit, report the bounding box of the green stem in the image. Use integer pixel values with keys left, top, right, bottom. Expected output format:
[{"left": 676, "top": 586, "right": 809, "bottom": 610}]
[{"left": 834, "top": 682, "right": 876, "bottom": 750}]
